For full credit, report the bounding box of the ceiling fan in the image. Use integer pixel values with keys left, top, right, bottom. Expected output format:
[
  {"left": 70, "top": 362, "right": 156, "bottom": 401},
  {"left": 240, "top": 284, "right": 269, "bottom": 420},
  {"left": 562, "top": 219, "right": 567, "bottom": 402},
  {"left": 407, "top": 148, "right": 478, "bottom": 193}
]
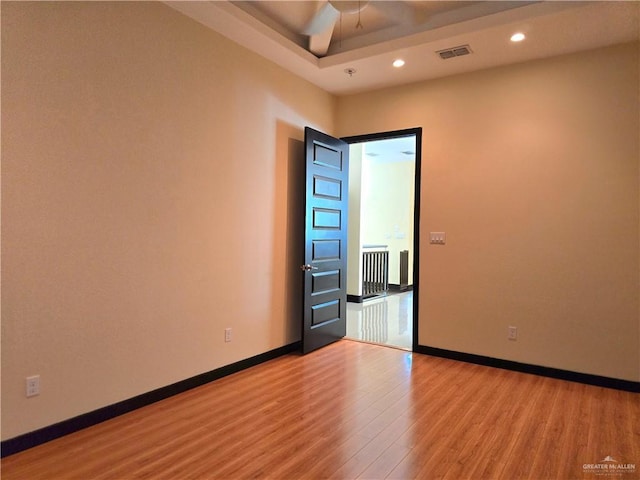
[{"left": 303, "top": 0, "right": 416, "bottom": 57}]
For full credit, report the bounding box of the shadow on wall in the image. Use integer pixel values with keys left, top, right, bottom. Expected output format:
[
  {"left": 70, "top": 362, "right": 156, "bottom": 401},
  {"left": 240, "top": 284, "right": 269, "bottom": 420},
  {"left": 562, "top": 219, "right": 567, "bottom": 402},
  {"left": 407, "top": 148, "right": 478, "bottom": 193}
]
[{"left": 272, "top": 121, "right": 305, "bottom": 345}]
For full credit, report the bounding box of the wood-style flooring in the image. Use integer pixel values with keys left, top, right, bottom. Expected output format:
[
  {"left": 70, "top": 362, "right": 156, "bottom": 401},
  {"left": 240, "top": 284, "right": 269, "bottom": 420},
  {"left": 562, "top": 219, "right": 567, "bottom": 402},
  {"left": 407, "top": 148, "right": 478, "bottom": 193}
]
[{"left": 2, "top": 340, "right": 639, "bottom": 479}]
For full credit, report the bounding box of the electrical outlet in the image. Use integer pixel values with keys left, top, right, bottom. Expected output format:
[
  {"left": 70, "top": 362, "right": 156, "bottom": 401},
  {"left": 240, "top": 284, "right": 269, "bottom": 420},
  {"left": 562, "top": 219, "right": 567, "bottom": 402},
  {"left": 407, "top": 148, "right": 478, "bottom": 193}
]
[
  {"left": 225, "top": 328, "right": 232, "bottom": 343},
  {"left": 508, "top": 326, "right": 517, "bottom": 341},
  {"left": 26, "top": 375, "right": 40, "bottom": 397}
]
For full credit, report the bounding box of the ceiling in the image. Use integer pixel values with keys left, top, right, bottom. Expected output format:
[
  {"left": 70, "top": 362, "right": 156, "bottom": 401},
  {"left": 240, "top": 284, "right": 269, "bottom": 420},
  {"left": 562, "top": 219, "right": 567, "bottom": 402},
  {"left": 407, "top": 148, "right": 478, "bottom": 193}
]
[
  {"left": 361, "top": 136, "right": 417, "bottom": 161},
  {"left": 166, "top": 1, "right": 639, "bottom": 96}
]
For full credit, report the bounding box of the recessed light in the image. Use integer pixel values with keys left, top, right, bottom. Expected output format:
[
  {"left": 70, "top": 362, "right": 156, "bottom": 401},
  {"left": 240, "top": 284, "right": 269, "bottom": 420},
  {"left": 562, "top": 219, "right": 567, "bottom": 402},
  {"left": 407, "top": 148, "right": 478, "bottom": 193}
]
[
  {"left": 393, "top": 59, "right": 405, "bottom": 68},
  {"left": 510, "top": 32, "right": 526, "bottom": 42}
]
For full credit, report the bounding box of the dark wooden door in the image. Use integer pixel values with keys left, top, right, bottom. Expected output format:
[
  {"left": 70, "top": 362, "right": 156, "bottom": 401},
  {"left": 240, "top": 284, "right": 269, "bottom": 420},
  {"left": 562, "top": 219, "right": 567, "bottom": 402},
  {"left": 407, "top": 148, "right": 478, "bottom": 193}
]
[{"left": 301, "top": 127, "right": 349, "bottom": 354}]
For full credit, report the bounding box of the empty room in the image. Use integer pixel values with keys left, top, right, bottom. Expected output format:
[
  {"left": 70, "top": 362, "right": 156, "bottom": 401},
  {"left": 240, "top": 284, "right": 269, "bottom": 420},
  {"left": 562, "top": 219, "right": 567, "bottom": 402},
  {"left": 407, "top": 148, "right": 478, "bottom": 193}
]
[{"left": 2, "top": 1, "right": 639, "bottom": 479}]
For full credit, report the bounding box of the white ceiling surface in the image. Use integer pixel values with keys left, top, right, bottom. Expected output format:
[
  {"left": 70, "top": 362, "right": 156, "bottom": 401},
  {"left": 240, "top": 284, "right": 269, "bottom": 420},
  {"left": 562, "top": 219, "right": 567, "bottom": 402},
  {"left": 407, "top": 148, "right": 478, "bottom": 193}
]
[
  {"left": 360, "top": 136, "right": 416, "bottom": 161},
  {"left": 167, "top": 1, "right": 639, "bottom": 96}
]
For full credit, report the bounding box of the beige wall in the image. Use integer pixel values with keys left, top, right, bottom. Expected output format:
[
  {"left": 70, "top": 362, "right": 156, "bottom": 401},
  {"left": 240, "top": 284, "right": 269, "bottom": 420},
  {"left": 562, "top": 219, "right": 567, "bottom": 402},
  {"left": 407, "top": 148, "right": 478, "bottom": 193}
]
[
  {"left": 347, "top": 144, "right": 364, "bottom": 296},
  {"left": 347, "top": 146, "right": 415, "bottom": 295},
  {"left": 338, "top": 42, "right": 640, "bottom": 382},
  {"left": 1, "top": 2, "right": 335, "bottom": 440},
  {"left": 361, "top": 157, "right": 415, "bottom": 285}
]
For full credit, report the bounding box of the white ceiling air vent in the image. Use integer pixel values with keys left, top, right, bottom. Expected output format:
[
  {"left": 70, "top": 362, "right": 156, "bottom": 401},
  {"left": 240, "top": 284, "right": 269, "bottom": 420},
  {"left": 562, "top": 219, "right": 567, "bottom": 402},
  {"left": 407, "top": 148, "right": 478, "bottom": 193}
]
[{"left": 437, "top": 45, "right": 472, "bottom": 60}]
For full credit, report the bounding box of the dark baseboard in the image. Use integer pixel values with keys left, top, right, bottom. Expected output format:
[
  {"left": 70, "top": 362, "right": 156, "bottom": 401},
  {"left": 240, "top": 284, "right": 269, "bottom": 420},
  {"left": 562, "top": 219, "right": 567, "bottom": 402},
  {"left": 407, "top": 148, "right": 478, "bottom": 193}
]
[
  {"left": 349, "top": 293, "right": 387, "bottom": 302},
  {"left": 1, "top": 342, "right": 301, "bottom": 458},
  {"left": 348, "top": 287, "right": 413, "bottom": 304},
  {"left": 415, "top": 345, "right": 640, "bottom": 393}
]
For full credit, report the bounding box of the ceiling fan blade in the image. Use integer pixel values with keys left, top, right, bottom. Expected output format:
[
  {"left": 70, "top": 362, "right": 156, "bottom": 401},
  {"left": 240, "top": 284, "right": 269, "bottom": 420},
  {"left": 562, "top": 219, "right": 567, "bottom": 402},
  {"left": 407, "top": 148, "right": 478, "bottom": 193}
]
[
  {"left": 373, "top": 1, "right": 418, "bottom": 25},
  {"left": 309, "top": 28, "right": 334, "bottom": 57},
  {"left": 302, "top": 2, "right": 340, "bottom": 36}
]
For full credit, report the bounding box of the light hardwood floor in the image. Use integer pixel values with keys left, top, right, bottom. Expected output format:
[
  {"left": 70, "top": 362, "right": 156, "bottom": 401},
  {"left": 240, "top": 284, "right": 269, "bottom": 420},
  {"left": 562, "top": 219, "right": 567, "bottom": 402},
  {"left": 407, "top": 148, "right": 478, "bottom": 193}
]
[
  {"left": 2, "top": 340, "right": 639, "bottom": 479},
  {"left": 346, "top": 291, "right": 413, "bottom": 350}
]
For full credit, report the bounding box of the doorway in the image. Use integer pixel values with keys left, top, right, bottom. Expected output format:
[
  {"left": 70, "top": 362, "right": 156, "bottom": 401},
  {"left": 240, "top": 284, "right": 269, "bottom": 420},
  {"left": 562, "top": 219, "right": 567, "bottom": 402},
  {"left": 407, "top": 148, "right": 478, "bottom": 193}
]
[{"left": 342, "top": 129, "right": 421, "bottom": 351}]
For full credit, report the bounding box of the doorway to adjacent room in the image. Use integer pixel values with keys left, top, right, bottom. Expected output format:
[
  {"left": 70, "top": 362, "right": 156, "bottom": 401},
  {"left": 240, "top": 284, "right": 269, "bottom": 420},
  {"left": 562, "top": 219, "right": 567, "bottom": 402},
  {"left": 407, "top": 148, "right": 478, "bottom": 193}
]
[{"left": 342, "top": 130, "right": 421, "bottom": 351}]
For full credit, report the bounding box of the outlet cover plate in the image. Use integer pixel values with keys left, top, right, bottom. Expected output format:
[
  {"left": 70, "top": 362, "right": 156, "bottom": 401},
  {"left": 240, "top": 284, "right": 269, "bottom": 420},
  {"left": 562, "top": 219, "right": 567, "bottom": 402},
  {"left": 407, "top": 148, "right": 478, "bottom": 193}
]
[{"left": 26, "top": 375, "right": 40, "bottom": 397}]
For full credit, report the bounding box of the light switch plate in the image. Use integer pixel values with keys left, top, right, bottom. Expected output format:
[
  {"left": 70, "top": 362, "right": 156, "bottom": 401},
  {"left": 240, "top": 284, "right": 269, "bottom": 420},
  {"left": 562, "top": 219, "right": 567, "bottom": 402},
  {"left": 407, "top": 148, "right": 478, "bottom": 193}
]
[{"left": 430, "top": 232, "right": 446, "bottom": 245}]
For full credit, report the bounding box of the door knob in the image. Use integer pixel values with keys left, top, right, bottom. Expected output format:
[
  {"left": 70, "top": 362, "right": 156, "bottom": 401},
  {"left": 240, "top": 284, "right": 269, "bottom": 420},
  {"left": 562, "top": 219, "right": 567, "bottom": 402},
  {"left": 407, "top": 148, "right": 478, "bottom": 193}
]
[{"left": 300, "top": 264, "right": 318, "bottom": 271}]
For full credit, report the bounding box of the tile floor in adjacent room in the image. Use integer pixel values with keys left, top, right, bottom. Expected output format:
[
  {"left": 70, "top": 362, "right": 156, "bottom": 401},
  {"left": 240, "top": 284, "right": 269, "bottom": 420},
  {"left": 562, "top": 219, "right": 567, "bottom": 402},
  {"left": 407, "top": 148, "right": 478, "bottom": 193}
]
[{"left": 346, "top": 290, "right": 413, "bottom": 350}]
